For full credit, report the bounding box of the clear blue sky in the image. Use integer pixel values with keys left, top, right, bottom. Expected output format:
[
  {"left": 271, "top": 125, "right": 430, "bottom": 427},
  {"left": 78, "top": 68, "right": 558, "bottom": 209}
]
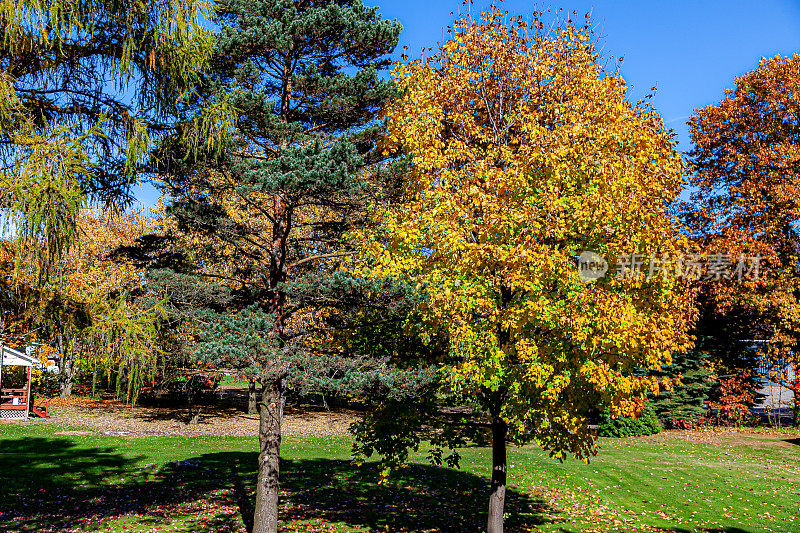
[
  {"left": 134, "top": 0, "right": 800, "bottom": 207},
  {"left": 376, "top": 0, "right": 800, "bottom": 148}
]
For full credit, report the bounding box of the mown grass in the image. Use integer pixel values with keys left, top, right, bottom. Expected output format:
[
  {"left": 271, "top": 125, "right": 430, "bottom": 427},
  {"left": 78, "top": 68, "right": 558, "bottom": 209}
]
[{"left": 0, "top": 423, "right": 797, "bottom": 532}]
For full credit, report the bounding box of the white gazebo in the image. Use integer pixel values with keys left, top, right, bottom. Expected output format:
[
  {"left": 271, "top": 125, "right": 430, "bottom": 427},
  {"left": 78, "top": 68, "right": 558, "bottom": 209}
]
[{"left": 0, "top": 345, "right": 40, "bottom": 420}]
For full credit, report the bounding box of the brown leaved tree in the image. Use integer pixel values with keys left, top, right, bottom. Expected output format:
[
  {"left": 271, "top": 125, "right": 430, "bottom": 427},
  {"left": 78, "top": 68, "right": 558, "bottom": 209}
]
[{"left": 682, "top": 55, "right": 800, "bottom": 424}]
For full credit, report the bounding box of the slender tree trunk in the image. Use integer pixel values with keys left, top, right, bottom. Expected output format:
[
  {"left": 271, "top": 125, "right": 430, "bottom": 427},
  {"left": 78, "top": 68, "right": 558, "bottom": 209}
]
[
  {"left": 58, "top": 334, "right": 74, "bottom": 397},
  {"left": 253, "top": 378, "right": 285, "bottom": 533},
  {"left": 487, "top": 418, "right": 508, "bottom": 533},
  {"left": 91, "top": 357, "right": 97, "bottom": 397},
  {"left": 59, "top": 356, "right": 74, "bottom": 397},
  {"left": 248, "top": 380, "right": 258, "bottom": 415},
  {"left": 252, "top": 46, "right": 293, "bottom": 533},
  {"left": 187, "top": 385, "right": 195, "bottom": 424},
  {"left": 187, "top": 378, "right": 202, "bottom": 425}
]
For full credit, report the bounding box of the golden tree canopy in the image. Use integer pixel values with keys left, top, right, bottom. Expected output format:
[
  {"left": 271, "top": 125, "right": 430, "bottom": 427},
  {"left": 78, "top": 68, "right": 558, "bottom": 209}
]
[{"left": 354, "top": 8, "right": 695, "bottom": 459}]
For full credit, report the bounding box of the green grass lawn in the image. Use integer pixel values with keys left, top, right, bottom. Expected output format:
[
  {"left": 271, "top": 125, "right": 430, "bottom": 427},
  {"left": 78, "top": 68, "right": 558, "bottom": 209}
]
[{"left": 0, "top": 423, "right": 797, "bottom": 533}]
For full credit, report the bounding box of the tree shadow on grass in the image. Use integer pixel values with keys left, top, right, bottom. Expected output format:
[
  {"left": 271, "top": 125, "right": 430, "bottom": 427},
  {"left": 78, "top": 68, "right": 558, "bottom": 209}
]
[
  {"left": 0, "top": 436, "right": 235, "bottom": 532},
  {"left": 0, "top": 437, "right": 773, "bottom": 533},
  {"left": 0, "top": 437, "right": 553, "bottom": 532},
  {"left": 0, "top": 437, "right": 140, "bottom": 490},
  {"left": 559, "top": 529, "right": 755, "bottom": 533},
  {"left": 200, "top": 451, "right": 552, "bottom": 533}
]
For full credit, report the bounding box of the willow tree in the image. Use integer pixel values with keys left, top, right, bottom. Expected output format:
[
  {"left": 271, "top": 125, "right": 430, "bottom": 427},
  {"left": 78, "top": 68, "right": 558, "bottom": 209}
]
[
  {"left": 3, "top": 209, "right": 162, "bottom": 398},
  {"left": 66, "top": 210, "right": 164, "bottom": 402},
  {"left": 0, "top": 0, "right": 218, "bottom": 279},
  {"left": 353, "top": 9, "right": 695, "bottom": 532}
]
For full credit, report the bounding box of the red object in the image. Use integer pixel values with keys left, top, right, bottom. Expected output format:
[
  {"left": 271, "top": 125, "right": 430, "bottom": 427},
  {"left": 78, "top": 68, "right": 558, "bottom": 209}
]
[{"left": 30, "top": 404, "right": 50, "bottom": 418}]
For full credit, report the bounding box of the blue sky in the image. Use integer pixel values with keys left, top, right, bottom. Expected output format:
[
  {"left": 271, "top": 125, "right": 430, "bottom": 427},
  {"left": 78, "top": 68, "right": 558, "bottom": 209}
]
[
  {"left": 376, "top": 0, "right": 800, "bottom": 149},
  {"left": 134, "top": 0, "right": 800, "bottom": 207}
]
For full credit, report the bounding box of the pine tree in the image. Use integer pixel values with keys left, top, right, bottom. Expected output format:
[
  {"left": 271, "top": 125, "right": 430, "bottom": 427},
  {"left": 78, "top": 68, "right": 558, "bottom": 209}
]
[
  {"left": 648, "top": 351, "right": 713, "bottom": 425},
  {"left": 151, "top": 2, "right": 404, "bottom": 532}
]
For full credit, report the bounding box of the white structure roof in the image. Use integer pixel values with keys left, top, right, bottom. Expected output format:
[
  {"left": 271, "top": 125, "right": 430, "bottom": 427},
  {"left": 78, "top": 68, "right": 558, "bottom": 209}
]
[{"left": 1, "top": 345, "right": 38, "bottom": 367}]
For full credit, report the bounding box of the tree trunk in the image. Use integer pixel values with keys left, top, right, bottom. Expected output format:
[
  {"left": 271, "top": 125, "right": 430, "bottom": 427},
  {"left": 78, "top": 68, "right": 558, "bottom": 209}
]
[
  {"left": 59, "top": 360, "right": 74, "bottom": 396},
  {"left": 91, "top": 357, "right": 97, "bottom": 397},
  {"left": 59, "top": 340, "right": 74, "bottom": 397},
  {"left": 248, "top": 380, "right": 258, "bottom": 414},
  {"left": 487, "top": 418, "right": 508, "bottom": 533},
  {"left": 253, "top": 378, "right": 285, "bottom": 533},
  {"left": 252, "top": 47, "right": 292, "bottom": 533}
]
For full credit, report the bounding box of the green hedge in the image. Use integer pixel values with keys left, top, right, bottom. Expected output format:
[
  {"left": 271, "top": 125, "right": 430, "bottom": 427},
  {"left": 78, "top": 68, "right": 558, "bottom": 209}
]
[{"left": 598, "top": 401, "right": 662, "bottom": 437}]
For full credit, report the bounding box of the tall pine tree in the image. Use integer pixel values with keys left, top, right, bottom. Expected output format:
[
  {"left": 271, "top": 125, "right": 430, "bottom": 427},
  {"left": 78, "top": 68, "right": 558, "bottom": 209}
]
[{"left": 153, "top": 2, "right": 403, "bottom": 531}]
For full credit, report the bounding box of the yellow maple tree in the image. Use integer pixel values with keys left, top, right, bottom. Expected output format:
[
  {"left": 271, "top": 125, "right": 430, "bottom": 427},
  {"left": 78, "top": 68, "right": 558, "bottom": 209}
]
[{"left": 351, "top": 8, "right": 695, "bottom": 531}]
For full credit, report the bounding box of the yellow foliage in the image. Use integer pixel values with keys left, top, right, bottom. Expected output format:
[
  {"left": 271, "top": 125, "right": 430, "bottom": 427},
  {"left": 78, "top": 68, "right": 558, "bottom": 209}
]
[{"left": 351, "top": 8, "right": 695, "bottom": 459}]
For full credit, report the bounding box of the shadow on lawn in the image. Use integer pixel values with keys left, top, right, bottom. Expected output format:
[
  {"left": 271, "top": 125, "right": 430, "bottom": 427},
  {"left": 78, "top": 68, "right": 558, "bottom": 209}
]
[
  {"left": 203, "top": 452, "right": 551, "bottom": 532},
  {"left": 558, "top": 529, "right": 755, "bottom": 533},
  {"left": 0, "top": 436, "right": 228, "bottom": 532},
  {"left": 0, "top": 437, "right": 551, "bottom": 532}
]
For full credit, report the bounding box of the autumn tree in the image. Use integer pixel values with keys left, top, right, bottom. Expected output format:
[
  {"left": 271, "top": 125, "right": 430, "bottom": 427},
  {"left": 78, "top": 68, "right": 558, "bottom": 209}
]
[
  {"left": 0, "top": 0, "right": 219, "bottom": 278},
  {"left": 3, "top": 209, "right": 163, "bottom": 399},
  {"left": 682, "top": 55, "right": 800, "bottom": 424},
  {"left": 352, "top": 9, "right": 694, "bottom": 532},
  {"left": 0, "top": 246, "right": 81, "bottom": 360},
  {"left": 66, "top": 210, "right": 164, "bottom": 402},
  {"left": 148, "top": 2, "right": 410, "bottom": 531}
]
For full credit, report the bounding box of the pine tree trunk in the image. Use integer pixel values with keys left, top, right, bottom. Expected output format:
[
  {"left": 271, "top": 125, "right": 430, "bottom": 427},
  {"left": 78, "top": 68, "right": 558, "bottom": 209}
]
[
  {"left": 487, "top": 418, "right": 508, "bottom": 533},
  {"left": 248, "top": 380, "right": 258, "bottom": 415},
  {"left": 253, "top": 378, "right": 285, "bottom": 533}
]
